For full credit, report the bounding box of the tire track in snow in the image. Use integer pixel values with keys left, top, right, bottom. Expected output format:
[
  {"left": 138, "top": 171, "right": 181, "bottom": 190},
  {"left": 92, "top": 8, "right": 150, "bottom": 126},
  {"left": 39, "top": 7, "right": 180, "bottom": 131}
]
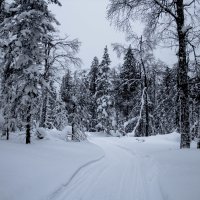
[{"left": 112, "top": 143, "right": 148, "bottom": 200}]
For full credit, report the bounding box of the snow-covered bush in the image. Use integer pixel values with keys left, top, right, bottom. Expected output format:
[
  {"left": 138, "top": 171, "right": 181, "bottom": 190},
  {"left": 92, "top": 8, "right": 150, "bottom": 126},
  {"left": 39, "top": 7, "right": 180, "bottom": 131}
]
[{"left": 35, "top": 127, "right": 46, "bottom": 140}]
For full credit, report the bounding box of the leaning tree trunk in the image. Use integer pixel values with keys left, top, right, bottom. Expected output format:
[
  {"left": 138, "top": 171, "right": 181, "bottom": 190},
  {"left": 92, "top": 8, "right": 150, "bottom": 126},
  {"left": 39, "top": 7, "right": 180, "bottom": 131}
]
[
  {"left": 140, "top": 37, "right": 149, "bottom": 137},
  {"left": 176, "top": 1, "right": 190, "bottom": 148}
]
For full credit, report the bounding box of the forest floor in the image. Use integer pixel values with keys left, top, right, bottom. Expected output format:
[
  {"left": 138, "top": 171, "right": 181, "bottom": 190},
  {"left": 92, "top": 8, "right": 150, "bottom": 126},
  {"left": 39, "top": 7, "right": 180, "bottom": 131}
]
[{"left": 0, "top": 130, "right": 200, "bottom": 200}]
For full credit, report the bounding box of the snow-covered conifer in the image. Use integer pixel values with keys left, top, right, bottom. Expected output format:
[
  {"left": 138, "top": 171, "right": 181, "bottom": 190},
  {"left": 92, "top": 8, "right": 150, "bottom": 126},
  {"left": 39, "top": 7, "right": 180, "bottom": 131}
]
[
  {"left": 88, "top": 56, "right": 99, "bottom": 131},
  {"left": 0, "top": 0, "right": 59, "bottom": 143},
  {"left": 96, "top": 46, "right": 113, "bottom": 134},
  {"left": 118, "top": 45, "right": 140, "bottom": 132}
]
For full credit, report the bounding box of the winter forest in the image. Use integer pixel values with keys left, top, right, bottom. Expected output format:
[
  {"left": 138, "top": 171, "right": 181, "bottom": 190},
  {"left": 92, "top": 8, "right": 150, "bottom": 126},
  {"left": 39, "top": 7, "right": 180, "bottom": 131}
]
[{"left": 0, "top": 1, "right": 200, "bottom": 200}]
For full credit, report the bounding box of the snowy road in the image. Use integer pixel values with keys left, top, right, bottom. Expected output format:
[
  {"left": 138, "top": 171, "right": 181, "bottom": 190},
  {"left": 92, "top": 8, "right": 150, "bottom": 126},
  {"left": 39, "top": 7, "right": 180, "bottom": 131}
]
[{"left": 48, "top": 137, "right": 163, "bottom": 200}]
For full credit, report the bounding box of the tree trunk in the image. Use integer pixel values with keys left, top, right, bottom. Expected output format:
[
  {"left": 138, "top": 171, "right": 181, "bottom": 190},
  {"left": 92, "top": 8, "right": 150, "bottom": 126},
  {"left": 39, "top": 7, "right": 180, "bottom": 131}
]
[
  {"left": 144, "top": 89, "right": 149, "bottom": 137},
  {"left": 197, "top": 106, "right": 200, "bottom": 149},
  {"left": 71, "top": 104, "right": 76, "bottom": 141},
  {"left": 6, "top": 127, "right": 9, "bottom": 140},
  {"left": 176, "top": 89, "right": 180, "bottom": 132},
  {"left": 142, "top": 59, "right": 149, "bottom": 137},
  {"left": 197, "top": 141, "right": 200, "bottom": 149},
  {"left": 72, "top": 122, "right": 75, "bottom": 141},
  {"left": 176, "top": 1, "right": 190, "bottom": 148},
  {"left": 26, "top": 105, "right": 31, "bottom": 144},
  {"left": 140, "top": 36, "right": 149, "bottom": 137}
]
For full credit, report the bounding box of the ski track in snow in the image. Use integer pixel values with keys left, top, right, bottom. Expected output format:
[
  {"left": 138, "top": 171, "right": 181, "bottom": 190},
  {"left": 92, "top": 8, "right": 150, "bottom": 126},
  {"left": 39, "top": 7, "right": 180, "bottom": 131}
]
[
  {"left": 47, "top": 154, "right": 105, "bottom": 200},
  {"left": 47, "top": 137, "right": 164, "bottom": 200}
]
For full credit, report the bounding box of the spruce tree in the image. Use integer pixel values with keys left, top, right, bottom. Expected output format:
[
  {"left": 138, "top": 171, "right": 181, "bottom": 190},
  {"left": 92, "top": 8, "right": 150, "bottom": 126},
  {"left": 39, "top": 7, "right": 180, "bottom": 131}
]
[
  {"left": 40, "top": 80, "right": 57, "bottom": 129},
  {"left": 0, "top": 0, "right": 59, "bottom": 143},
  {"left": 189, "top": 75, "right": 200, "bottom": 148},
  {"left": 118, "top": 45, "right": 140, "bottom": 132},
  {"left": 88, "top": 56, "right": 99, "bottom": 131},
  {"left": 60, "top": 70, "right": 87, "bottom": 141},
  {"left": 60, "top": 69, "right": 76, "bottom": 140},
  {"left": 89, "top": 57, "right": 99, "bottom": 95},
  {"left": 158, "top": 67, "right": 177, "bottom": 134},
  {"left": 96, "top": 46, "right": 113, "bottom": 134}
]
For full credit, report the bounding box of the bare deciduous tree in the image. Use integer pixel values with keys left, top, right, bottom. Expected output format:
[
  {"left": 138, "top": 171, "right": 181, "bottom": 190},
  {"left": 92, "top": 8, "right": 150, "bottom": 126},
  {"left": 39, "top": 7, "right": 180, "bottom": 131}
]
[{"left": 39, "top": 36, "right": 81, "bottom": 129}]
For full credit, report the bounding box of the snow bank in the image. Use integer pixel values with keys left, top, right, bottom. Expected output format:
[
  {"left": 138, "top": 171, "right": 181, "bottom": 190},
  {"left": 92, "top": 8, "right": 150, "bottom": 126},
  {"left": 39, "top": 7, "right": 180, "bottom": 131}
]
[{"left": 0, "top": 130, "right": 104, "bottom": 200}]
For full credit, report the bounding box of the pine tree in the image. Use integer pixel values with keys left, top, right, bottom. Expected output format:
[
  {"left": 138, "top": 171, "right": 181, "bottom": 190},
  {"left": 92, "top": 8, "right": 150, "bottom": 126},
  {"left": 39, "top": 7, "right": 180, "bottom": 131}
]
[
  {"left": 0, "top": 0, "right": 15, "bottom": 139},
  {"left": 53, "top": 99, "right": 68, "bottom": 131},
  {"left": 96, "top": 46, "right": 113, "bottom": 134},
  {"left": 40, "top": 80, "right": 57, "bottom": 129},
  {"left": 60, "top": 70, "right": 87, "bottom": 141},
  {"left": 0, "top": 0, "right": 5, "bottom": 23},
  {"left": 71, "top": 71, "right": 89, "bottom": 140},
  {"left": 189, "top": 75, "right": 200, "bottom": 148},
  {"left": 60, "top": 69, "right": 74, "bottom": 111},
  {"left": 118, "top": 45, "right": 140, "bottom": 132},
  {"left": 78, "top": 70, "right": 91, "bottom": 131},
  {"left": 110, "top": 68, "right": 121, "bottom": 134},
  {"left": 151, "top": 66, "right": 177, "bottom": 135},
  {"left": 88, "top": 56, "right": 99, "bottom": 131},
  {"left": 60, "top": 70, "right": 76, "bottom": 140},
  {"left": 0, "top": 0, "right": 59, "bottom": 143},
  {"left": 89, "top": 57, "right": 99, "bottom": 95}
]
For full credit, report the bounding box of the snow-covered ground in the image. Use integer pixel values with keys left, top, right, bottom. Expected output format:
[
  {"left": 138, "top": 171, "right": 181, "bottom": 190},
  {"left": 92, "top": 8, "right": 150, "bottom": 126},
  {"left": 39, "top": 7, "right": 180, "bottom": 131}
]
[
  {"left": 0, "top": 129, "right": 103, "bottom": 200},
  {"left": 0, "top": 131, "right": 199, "bottom": 200}
]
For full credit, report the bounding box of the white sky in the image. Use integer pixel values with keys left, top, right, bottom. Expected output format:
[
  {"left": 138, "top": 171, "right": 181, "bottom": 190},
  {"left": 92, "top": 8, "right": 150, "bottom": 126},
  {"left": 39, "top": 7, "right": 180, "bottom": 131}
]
[{"left": 50, "top": 0, "right": 177, "bottom": 70}]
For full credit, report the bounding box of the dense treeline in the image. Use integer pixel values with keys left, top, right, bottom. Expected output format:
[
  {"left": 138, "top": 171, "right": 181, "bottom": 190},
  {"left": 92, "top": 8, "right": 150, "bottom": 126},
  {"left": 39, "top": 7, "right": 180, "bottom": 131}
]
[{"left": 0, "top": 0, "right": 200, "bottom": 149}]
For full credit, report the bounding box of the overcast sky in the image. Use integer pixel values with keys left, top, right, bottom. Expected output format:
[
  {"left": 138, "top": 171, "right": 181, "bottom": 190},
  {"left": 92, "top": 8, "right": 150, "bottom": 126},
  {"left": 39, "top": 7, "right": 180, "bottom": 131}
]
[{"left": 50, "top": 0, "right": 177, "bottom": 70}]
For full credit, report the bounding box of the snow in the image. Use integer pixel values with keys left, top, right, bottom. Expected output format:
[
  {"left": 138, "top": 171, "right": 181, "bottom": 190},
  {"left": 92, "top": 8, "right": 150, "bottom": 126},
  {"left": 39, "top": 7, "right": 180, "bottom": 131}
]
[
  {"left": 0, "top": 131, "right": 200, "bottom": 200},
  {"left": 0, "top": 130, "right": 103, "bottom": 200},
  {"left": 109, "top": 133, "right": 200, "bottom": 200}
]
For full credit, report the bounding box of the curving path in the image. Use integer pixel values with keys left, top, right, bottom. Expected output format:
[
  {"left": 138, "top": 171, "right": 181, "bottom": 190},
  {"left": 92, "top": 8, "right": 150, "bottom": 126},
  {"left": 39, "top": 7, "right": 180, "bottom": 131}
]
[{"left": 48, "top": 137, "right": 163, "bottom": 200}]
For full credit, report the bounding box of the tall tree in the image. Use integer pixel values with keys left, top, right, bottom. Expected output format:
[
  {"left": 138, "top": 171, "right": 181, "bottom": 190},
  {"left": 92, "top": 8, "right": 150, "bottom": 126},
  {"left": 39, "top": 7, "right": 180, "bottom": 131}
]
[
  {"left": 189, "top": 75, "right": 200, "bottom": 148},
  {"left": 40, "top": 80, "right": 57, "bottom": 129},
  {"left": 110, "top": 67, "right": 121, "bottom": 134},
  {"left": 60, "top": 69, "right": 87, "bottom": 141},
  {"left": 0, "top": 0, "right": 60, "bottom": 143},
  {"left": 88, "top": 56, "right": 99, "bottom": 131},
  {"left": 154, "top": 66, "right": 177, "bottom": 135},
  {"left": 118, "top": 45, "right": 140, "bottom": 132},
  {"left": 96, "top": 46, "right": 113, "bottom": 134}
]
